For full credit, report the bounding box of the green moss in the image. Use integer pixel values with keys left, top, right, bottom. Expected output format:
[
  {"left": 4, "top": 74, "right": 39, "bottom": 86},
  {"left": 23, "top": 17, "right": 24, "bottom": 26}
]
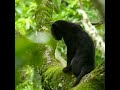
[
  {"left": 72, "top": 76, "right": 104, "bottom": 90},
  {"left": 71, "top": 61, "right": 105, "bottom": 90},
  {"left": 42, "top": 65, "right": 75, "bottom": 90}
]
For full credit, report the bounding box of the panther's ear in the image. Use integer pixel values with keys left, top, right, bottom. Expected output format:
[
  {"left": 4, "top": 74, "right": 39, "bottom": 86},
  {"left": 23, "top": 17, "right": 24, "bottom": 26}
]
[
  {"left": 52, "top": 23, "right": 58, "bottom": 30},
  {"left": 52, "top": 23, "right": 56, "bottom": 27}
]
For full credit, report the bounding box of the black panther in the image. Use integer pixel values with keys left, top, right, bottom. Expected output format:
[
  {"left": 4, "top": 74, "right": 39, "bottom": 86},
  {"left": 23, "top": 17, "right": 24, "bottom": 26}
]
[{"left": 51, "top": 20, "right": 95, "bottom": 87}]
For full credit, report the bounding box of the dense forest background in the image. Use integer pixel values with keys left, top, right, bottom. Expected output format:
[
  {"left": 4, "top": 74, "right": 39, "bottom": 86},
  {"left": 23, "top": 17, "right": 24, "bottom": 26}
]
[{"left": 15, "top": 0, "right": 105, "bottom": 90}]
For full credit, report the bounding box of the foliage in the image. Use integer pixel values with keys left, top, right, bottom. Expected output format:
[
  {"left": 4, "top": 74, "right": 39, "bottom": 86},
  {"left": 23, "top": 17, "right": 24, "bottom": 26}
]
[
  {"left": 16, "top": 65, "right": 44, "bottom": 90},
  {"left": 34, "top": 0, "right": 53, "bottom": 31},
  {"left": 15, "top": 31, "right": 56, "bottom": 89},
  {"left": 15, "top": 32, "right": 46, "bottom": 69},
  {"left": 15, "top": 0, "right": 37, "bottom": 35}
]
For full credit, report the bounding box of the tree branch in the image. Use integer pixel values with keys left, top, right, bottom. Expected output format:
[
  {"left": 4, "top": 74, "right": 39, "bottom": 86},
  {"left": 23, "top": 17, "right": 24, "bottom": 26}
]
[
  {"left": 78, "top": 0, "right": 105, "bottom": 56},
  {"left": 91, "top": 20, "right": 104, "bottom": 26},
  {"left": 79, "top": 0, "right": 84, "bottom": 10}
]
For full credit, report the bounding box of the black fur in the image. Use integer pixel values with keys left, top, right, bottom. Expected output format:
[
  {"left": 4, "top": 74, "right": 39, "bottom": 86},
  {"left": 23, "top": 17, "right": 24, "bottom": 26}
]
[{"left": 51, "top": 20, "right": 95, "bottom": 87}]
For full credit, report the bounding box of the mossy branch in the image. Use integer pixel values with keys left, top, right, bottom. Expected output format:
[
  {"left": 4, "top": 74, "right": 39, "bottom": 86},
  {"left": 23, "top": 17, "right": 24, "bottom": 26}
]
[{"left": 40, "top": 61, "right": 105, "bottom": 90}]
